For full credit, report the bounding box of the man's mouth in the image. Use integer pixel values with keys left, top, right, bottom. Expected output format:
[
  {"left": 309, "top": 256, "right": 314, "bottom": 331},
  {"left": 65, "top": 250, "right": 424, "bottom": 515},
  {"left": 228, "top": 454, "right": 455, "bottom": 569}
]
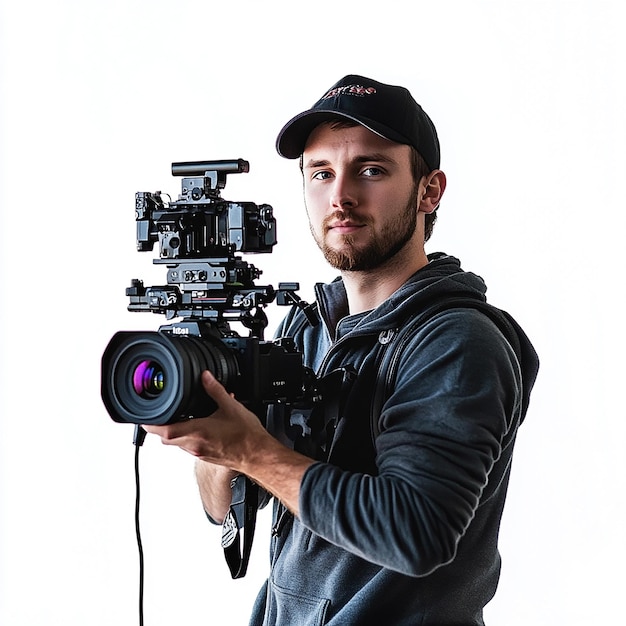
[{"left": 327, "top": 220, "right": 366, "bottom": 235}]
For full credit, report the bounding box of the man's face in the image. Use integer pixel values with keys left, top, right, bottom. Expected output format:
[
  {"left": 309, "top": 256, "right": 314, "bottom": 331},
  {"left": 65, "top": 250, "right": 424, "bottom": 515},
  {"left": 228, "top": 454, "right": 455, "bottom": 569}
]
[{"left": 302, "top": 123, "right": 421, "bottom": 272}]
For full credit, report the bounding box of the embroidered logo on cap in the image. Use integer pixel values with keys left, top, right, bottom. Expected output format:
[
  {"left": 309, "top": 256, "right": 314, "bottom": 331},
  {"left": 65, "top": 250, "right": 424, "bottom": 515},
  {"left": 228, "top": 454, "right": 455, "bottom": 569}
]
[{"left": 322, "top": 84, "right": 377, "bottom": 99}]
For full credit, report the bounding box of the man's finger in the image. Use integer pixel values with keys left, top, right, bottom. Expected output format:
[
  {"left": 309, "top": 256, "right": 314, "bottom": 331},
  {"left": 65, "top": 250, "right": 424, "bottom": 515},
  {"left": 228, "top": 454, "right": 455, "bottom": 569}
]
[{"left": 201, "top": 370, "right": 232, "bottom": 405}]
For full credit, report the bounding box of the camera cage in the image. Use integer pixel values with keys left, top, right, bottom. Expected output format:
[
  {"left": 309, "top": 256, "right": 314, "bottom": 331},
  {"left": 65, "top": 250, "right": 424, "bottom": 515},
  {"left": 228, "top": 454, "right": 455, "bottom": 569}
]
[{"left": 128, "top": 159, "right": 310, "bottom": 338}]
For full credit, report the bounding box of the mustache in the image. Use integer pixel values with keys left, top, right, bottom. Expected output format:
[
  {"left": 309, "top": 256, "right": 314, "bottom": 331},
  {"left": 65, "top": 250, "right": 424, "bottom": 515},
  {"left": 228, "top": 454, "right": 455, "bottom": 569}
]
[{"left": 322, "top": 208, "right": 370, "bottom": 230}]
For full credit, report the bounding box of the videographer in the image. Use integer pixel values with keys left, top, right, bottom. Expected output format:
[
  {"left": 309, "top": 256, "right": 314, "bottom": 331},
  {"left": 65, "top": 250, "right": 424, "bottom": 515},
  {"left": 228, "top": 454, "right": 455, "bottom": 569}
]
[{"left": 143, "top": 74, "right": 539, "bottom": 625}]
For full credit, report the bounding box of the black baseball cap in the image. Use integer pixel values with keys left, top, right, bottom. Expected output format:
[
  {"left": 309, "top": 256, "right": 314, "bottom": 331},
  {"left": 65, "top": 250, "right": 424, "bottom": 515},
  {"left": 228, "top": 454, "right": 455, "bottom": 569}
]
[{"left": 276, "top": 74, "right": 440, "bottom": 171}]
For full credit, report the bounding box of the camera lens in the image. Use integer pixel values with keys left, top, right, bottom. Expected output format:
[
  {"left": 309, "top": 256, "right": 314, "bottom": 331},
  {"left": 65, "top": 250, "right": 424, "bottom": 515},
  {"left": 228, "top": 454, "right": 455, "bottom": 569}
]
[
  {"left": 101, "top": 330, "right": 239, "bottom": 425},
  {"left": 132, "top": 360, "right": 165, "bottom": 397}
]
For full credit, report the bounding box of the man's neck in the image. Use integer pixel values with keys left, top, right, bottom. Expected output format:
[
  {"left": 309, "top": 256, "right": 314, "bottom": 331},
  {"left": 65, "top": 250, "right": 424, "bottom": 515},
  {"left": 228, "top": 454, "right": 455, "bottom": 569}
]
[{"left": 341, "top": 251, "right": 430, "bottom": 315}]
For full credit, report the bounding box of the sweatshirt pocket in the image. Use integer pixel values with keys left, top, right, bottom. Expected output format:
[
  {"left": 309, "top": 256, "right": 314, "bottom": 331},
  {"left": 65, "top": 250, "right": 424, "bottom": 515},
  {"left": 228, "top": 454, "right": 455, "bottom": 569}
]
[{"left": 264, "top": 577, "right": 330, "bottom": 626}]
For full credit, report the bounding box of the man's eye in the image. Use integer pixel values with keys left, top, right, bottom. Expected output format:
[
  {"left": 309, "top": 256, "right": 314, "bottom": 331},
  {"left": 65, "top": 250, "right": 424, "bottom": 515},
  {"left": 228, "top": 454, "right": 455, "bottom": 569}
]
[
  {"left": 362, "top": 167, "right": 383, "bottom": 177},
  {"left": 312, "top": 171, "right": 333, "bottom": 180}
]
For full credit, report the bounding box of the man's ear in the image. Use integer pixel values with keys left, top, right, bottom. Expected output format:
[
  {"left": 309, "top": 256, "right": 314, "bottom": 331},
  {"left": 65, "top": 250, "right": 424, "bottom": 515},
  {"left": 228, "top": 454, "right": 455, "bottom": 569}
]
[{"left": 418, "top": 170, "right": 447, "bottom": 214}]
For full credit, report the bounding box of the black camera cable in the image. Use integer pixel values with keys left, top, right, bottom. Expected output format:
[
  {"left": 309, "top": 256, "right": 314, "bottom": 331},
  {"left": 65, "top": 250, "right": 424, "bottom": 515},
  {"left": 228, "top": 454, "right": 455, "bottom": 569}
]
[{"left": 133, "top": 425, "right": 147, "bottom": 626}]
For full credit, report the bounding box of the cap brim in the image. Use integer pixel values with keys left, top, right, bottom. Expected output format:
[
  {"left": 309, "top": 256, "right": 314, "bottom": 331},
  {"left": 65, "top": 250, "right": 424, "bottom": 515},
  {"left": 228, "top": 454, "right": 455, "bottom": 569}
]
[{"left": 276, "top": 109, "right": 408, "bottom": 159}]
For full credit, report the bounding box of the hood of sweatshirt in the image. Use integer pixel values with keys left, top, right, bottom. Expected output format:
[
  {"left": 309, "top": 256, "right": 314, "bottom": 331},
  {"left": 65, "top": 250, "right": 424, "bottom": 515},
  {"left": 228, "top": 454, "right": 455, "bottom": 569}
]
[{"left": 315, "top": 253, "right": 488, "bottom": 340}]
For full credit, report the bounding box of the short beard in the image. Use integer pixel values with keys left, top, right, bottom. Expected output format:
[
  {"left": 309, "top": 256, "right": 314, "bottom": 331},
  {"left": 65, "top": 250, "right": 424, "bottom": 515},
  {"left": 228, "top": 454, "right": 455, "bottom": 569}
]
[{"left": 312, "top": 188, "right": 419, "bottom": 272}]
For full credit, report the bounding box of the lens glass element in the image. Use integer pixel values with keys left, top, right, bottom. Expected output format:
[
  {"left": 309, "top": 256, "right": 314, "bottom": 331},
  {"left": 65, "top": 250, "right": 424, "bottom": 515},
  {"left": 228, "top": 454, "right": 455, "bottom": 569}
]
[{"left": 132, "top": 359, "right": 165, "bottom": 397}]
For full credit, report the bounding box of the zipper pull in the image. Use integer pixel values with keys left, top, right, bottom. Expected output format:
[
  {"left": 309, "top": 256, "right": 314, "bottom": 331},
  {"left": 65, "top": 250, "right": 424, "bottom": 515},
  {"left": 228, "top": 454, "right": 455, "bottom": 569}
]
[{"left": 271, "top": 506, "right": 293, "bottom": 537}]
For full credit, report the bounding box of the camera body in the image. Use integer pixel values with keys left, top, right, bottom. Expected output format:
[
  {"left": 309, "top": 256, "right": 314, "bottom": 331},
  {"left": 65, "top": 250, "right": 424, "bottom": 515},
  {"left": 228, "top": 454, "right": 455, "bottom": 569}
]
[
  {"left": 102, "top": 323, "right": 311, "bottom": 426},
  {"left": 101, "top": 159, "right": 315, "bottom": 425}
]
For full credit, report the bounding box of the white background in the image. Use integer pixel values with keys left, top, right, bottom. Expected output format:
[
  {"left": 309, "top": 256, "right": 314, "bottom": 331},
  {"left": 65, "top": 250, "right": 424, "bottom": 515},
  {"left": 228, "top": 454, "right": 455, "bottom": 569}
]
[{"left": 1, "top": 1, "right": 624, "bottom": 624}]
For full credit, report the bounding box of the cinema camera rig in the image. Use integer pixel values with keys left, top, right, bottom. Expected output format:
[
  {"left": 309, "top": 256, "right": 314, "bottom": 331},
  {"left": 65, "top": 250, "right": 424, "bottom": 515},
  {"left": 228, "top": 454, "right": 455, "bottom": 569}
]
[
  {"left": 101, "top": 159, "right": 354, "bottom": 580},
  {"left": 101, "top": 159, "right": 316, "bottom": 428}
]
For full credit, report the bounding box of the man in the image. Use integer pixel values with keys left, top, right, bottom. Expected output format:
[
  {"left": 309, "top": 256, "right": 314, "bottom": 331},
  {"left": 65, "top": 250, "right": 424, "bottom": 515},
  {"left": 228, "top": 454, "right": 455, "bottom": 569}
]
[{"left": 144, "top": 75, "right": 539, "bottom": 625}]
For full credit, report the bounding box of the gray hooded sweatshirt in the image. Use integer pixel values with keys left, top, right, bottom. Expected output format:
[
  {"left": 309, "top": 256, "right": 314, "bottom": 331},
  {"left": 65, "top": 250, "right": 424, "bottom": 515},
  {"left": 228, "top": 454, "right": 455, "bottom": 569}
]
[{"left": 249, "top": 253, "right": 539, "bottom": 625}]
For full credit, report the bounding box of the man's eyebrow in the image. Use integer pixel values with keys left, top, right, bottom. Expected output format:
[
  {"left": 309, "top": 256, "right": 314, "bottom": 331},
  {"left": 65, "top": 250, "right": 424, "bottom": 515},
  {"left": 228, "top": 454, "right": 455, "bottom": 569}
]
[
  {"left": 303, "top": 153, "right": 398, "bottom": 169},
  {"left": 354, "top": 153, "right": 398, "bottom": 165},
  {"left": 303, "top": 158, "right": 330, "bottom": 169}
]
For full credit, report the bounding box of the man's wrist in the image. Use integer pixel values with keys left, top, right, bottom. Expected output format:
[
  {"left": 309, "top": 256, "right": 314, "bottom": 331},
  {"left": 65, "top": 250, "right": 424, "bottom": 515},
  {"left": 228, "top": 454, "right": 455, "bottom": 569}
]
[{"left": 237, "top": 436, "right": 315, "bottom": 516}]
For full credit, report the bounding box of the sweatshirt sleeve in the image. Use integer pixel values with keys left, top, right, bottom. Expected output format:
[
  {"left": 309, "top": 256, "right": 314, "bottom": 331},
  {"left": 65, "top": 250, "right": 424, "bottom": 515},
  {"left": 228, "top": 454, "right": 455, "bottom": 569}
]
[{"left": 297, "top": 309, "right": 522, "bottom": 576}]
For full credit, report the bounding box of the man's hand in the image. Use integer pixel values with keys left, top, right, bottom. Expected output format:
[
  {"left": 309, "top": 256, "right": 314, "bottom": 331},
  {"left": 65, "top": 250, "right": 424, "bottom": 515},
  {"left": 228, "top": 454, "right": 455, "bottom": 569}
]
[
  {"left": 142, "top": 370, "right": 315, "bottom": 516},
  {"left": 143, "top": 370, "right": 268, "bottom": 468}
]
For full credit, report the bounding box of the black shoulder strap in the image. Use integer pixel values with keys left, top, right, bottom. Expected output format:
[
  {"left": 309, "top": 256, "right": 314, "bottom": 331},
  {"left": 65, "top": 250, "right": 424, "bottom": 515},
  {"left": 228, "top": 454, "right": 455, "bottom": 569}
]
[
  {"left": 370, "top": 297, "right": 523, "bottom": 442},
  {"left": 221, "top": 475, "right": 259, "bottom": 579}
]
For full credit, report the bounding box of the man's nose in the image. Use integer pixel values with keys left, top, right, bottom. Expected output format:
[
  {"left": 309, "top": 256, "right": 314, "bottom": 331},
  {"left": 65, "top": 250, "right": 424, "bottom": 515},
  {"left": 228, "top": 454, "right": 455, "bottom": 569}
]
[{"left": 329, "top": 174, "right": 358, "bottom": 209}]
